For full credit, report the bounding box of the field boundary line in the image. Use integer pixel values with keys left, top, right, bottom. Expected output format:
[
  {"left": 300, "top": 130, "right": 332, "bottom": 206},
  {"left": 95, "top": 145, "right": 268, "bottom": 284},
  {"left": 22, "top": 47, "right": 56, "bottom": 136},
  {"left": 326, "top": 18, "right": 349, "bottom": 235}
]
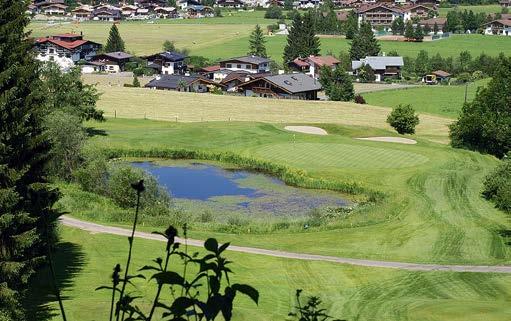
[{"left": 61, "top": 215, "right": 511, "bottom": 274}]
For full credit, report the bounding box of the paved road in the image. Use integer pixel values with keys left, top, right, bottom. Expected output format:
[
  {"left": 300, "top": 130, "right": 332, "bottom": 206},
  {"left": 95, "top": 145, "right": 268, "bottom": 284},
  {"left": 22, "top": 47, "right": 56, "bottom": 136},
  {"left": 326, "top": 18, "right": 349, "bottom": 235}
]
[{"left": 62, "top": 215, "right": 511, "bottom": 274}]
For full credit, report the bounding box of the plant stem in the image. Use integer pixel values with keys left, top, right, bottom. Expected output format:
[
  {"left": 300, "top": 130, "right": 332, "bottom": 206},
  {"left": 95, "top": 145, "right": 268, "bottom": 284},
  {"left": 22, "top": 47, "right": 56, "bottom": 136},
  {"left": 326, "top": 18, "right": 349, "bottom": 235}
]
[
  {"left": 147, "top": 250, "right": 172, "bottom": 321},
  {"left": 109, "top": 283, "right": 117, "bottom": 321},
  {"left": 116, "top": 189, "right": 142, "bottom": 321}
]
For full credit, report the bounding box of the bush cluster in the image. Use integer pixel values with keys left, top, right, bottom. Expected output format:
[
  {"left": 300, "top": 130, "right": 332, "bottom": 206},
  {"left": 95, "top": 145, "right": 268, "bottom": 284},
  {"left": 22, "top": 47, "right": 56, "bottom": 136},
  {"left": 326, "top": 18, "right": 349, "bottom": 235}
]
[{"left": 483, "top": 157, "right": 511, "bottom": 213}]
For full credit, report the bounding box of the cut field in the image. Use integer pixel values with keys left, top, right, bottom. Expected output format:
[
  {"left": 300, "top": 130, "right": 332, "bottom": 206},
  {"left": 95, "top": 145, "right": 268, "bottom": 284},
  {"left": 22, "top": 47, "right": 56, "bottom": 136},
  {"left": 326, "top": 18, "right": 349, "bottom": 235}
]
[
  {"left": 29, "top": 20, "right": 511, "bottom": 61},
  {"left": 67, "top": 119, "right": 511, "bottom": 266},
  {"left": 362, "top": 79, "right": 489, "bottom": 118},
  {"left": 27, "top": 227, "right": 511, "bottom": 321},
  {"left": 91, "top": 85, "right": 451, "bottom": 143},
  {"left": 439, "top": 4, "right": 502, "bottom": 16}
]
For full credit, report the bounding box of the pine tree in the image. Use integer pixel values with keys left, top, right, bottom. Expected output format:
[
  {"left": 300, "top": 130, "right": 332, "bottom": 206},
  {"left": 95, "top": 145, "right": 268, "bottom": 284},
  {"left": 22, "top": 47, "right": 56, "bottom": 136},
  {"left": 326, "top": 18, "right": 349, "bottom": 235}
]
[
  {"left": 391, "top": 17, "right": 404, "bottom": 35},
  {"left": 345, "top": 10, "right": 358, "bottom": 40},
  {"left": 301, "top": 11, "right": 320, "bottom": 57},
  {"left": 319, "top": 65, "right": 354, "bottom": 101},
  {"left": 433, "top": 22, "right": 439, "bottom": 35},
  {"left": 283, "top": 12, "right": 303, "bottom": 63},
  {"left": 248, "top": 24, "right": 267, "bottom": 58},
  {"left": 349, "top": 21, "right": 380, "bottom": 60},
  {"left": 414, "top": 24, "right": 424, "bottom": 42},
  {"left": 0, "top": 0, "right": 60, "bottom": 319},
  {"left": 104, "top": 23, "right": 125, "bottom": 52},
  {"left": 404, "top": 21, "right": 415, "bottom": 40}
]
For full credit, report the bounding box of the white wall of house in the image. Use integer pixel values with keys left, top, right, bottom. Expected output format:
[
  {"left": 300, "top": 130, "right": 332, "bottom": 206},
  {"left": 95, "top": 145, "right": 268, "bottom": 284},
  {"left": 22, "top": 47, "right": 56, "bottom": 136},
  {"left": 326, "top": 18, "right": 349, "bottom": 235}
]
[
  {"left": 104, "top": 64, "right": 120, "bottom": 73},
  {"left": 162, "top": 62, "right": 176, "bottom": 74},
  {"left": 224, "top": 62, "right": 269, "bottom": 73},
  {"left": 484, "top": 25, "right": 511, "bottom": 35},
  {"left": 81, "top": 65, "right": 101, "bottom": 73},
  {"left": 36, "top": 46, "right": 80, "bottom": 70}
]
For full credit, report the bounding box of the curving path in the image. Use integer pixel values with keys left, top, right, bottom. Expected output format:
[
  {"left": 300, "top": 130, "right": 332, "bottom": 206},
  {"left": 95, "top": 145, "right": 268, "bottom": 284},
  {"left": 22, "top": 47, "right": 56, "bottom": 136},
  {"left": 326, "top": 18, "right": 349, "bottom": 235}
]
[{"left": 61, "top": 216, "right": 511, "bottom": 274}]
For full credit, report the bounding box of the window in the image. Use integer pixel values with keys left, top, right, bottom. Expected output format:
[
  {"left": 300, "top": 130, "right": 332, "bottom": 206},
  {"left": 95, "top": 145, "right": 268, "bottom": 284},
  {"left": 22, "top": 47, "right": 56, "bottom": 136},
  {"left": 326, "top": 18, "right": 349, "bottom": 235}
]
[
  {"left": 49, "top": 48, "right": 55, "bottom": 54},
  {"left": 246, "top": 65, "right": 251, "bottom": 69},
  {"left": 237, "top": 64, "right": 241, "bottom": 68},
  {"left": 226, "top": 63, "right": 232, "bottom": 68}
]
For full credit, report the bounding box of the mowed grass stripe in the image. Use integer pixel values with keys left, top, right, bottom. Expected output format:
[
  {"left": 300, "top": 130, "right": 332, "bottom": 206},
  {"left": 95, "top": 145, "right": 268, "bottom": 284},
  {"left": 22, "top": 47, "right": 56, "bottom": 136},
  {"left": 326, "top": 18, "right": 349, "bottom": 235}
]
[{"left": 253, "top": 143, "right": 429, "bottom": 169}]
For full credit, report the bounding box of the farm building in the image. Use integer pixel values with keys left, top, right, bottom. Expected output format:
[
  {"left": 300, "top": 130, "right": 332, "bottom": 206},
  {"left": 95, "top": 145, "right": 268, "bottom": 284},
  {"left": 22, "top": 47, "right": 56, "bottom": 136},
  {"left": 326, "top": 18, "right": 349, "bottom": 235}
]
[
  {"left": 145, "top": 75, "right": 223, "bottom": 92},
  {"left": 34, "top": 33, "right": 102, "bottom": 70},
  {"left": 484, "top": 20, "right": 511, "bottom": 36},
  {"left": 352, "top": 56, "right": 404, "bottom": 82},
  {"left": 219, "top": 55, "right": 272, "bottom": 74},
  {"left": 419, "top": 17, "right": 446, "bottom": 33},
  {"left": 144, "top": 51, "right": 187, "bottom": 75},
  {"left": 72, "top": 5, "right": 93, "bottom": 20},
  {"left": 154, "top": 6, "right": 178, "bottom": 18},
  {"left": 237, "top": 73, "right": 321, "bottom": 100},
  {"left": 88, "top": 52, "right": 133, "bottom": 73},
  {"left": 422, "top": 70, "right": 451, "bottom": 84},
  {"left": 216, "top": 0, "right": 244, "bottom": 8}
]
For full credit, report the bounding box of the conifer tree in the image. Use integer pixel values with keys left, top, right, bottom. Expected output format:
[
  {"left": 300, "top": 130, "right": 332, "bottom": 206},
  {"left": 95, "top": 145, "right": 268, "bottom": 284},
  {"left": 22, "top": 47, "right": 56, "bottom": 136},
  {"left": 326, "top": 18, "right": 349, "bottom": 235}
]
[
  {"left": 345, "top": 10, "right": 358, "bottom": 39},
  {"left": 414, "top": 24, "right": 424, "bottom": 42},
  {"left": 433, "top": 22, "right": 439, "bottom": 35},
  {"left": 404, "top": 20, "right": 415, "bottom": 40},
  {"left": 283, "top": 12, "right": 303, "bottom": 63},
  {"left": 104, "top": 23, "right": 125, "bottom": 52},
  {"left": 0, "top": 0, "right": 60, "bottom": 319},
  {"left": 248, "top": 24, "right": 267, "bottom": 57},
  {"left": 319, "top": 65, "right": 354, "bottom": 101},
  {"left": 301, "top": 11, "right": 321, "bottom": 57},
  {"left": 349, "top": 21, "right": 380, "bottom": 60}
]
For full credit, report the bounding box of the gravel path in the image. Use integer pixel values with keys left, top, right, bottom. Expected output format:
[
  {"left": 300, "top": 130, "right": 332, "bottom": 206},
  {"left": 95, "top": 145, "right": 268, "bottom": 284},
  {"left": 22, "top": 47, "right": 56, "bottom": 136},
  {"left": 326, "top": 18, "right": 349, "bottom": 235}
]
[
  {"left": 61, "top": 216, "right": 511, "bottom": 274},
  {"left": 356, "top": 137, "right": 417, "bottom": 144},
  {"left": 284, "top": 126, "right": 328, "bottom": 135}
]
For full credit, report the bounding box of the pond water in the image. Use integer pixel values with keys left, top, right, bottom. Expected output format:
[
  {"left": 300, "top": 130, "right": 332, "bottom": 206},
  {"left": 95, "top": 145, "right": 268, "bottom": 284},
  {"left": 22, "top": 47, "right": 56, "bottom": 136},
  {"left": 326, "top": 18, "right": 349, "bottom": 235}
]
[{"left": 132, "top": 161, "right": 349, "bottom": 218}]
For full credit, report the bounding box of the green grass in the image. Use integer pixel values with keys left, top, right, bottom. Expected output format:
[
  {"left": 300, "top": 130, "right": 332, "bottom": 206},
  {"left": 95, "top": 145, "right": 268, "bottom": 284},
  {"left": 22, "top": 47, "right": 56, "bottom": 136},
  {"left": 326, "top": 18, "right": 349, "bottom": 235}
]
[
  {"left": 28, "top": 227, "right": 511, "bottom": 321},
  {"left": 362, "top": 79, "right": 489, "bottom": 118},
  {"left": 29, "top": 20, "right": 511, "bottom": 61},
  {"left": 439, "top": 4, "right": 502, "bottom": 17},
  {"left": 66, "top": 119, "right": 511, "bottom": 265}
]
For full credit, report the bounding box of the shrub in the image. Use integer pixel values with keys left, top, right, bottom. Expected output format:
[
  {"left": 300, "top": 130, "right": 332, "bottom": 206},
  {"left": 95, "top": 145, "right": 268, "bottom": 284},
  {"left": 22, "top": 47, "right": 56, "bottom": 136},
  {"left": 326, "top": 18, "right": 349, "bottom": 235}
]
[
  {"left": 483, "top": 157, "right": 511, "bottom": 212},
  {"left": 386, "top": 104, "right": 420, "bottom": 134},
  {"left": 132, "top": 75, "right": 140, "bottom": 87},
  {"left": 264, "top": 5, "right": 283, "bottom": 19},
  {"left": 354, "top": 94, "right": 366, "bottom": 104}
]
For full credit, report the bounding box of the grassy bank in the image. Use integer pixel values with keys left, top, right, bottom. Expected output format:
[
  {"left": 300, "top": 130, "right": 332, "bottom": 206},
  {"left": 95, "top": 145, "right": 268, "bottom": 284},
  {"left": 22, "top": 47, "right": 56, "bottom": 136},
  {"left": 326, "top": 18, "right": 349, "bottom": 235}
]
[
  {"left": 63, "top": 119, "right": 511, "bottom": 265},
  {"left": 363, "top": 79, "right": 489, "bottom": 118},
  {"left": 27, "top": 227, "right": 511, "bottom": 321}
]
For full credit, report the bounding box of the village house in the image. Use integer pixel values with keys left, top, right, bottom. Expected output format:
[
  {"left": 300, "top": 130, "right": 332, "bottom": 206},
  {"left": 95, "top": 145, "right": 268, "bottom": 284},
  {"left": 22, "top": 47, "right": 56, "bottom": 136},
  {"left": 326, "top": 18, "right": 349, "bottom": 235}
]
[
  {"left": 422, "top": 70, "right": 451, "bottom": 84},
  {"left": 177, "top": 0, "right": 202, "bottom": 9},
  {"left": 72, "top": 5, "right": 94, "bottom": 20},
  {"left": 401, "top": 4, "right": 435, "bottom": 21},
  {"left": 237, "top": 73, "right": 321, "bottom": 100},
  {"left": 298, "top": 0, "right": 322, "bottom": 8},
  {"left": 145, "top": 51, "right": 187, "bottom": 75},
  {"left": 500, "top": 0, "right": 510, "bottom": 8},
  {"left": 85, "top": 51, "right": 133, "bottom": 73},
  {"left": 145, "top": 74, "right": 223, "bottom": 92},
  {"left": 34, "top": 33, "right": 102, "bottom": 70},
  {"left": 419, "top": 17, "right": 446, "bottom": 33},
  {"left": 216, "top": 0, "right": 244, "bottom": 8},
  {"left": 154, "top": 6, "right": 178, "bottom": 18},
  {"left": 356, "top": 4, "right": 404, "bottom": 30},
  {"left": 294, "top": 55, "right": 341, "bottom": 79},
  {"left": 219, "top": 55, "right": 272, "bottom": 73},
  {"left": 92, "top": 6, "right": 122, "bottom": 21},
  {"left": 484, "top": 19, "right": 511, "bottom": 36},
  {"left": 351, "top": 56, "right": 404, "bottom": 82},
  {"left": 120, "top": 4, "right": 138, "bottom": 18},
  {"left": 186, "top": 5, "right": 214, "bottom": 18},
  {"left": 41, "top": 2, "right": 68, "bottom": 15}
]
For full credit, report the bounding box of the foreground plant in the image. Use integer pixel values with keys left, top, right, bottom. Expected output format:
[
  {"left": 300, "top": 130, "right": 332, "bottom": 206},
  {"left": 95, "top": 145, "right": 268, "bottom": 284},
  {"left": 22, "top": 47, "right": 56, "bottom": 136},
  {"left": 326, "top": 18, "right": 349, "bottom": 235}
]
[
  {"left": 289, "top": 290, "right": 345, "bottom": 321},
  {"left": 97, "top": 180, "right": 259, "bottom": 321}
]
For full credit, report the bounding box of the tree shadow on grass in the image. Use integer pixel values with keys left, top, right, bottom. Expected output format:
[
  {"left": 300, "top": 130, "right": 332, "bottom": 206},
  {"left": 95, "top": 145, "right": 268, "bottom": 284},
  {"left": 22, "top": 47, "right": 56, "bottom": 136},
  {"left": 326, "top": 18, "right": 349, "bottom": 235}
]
[
  {"left": 498, "top": 229, "right": 511, "bottom": 246},
  {"left": 85, "top": 126, "right": 107, "bottom": 137},
  {"left": 23, "top": 242, "right": 86, "bottom": 321}
]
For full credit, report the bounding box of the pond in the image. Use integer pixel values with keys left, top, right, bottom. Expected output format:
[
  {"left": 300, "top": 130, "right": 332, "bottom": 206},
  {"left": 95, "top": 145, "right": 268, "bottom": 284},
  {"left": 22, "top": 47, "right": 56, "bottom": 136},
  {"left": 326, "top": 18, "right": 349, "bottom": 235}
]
[{"left": 132, "top": 161, "right": 350, "bottom": 219}]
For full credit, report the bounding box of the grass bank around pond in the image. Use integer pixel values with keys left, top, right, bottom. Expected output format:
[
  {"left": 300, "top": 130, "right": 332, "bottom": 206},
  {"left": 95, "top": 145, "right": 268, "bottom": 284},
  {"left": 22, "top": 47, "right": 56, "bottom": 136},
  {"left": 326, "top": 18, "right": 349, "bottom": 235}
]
[
  {"left": 61, "top": 119, "right": 511, "bottom": 265},
  {"left": 28, "top": 227, "right": 511, "bottom": 321},
  {"left": 363, "top": 79, "right": 489, "bottom": 118}
]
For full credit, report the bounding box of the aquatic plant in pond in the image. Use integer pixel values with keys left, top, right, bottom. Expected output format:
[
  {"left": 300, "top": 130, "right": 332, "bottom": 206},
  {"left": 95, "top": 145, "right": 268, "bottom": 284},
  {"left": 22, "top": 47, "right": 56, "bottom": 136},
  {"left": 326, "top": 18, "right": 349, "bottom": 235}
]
[{"left": 132, "top": 161, "right": 350, "bottom": 219}]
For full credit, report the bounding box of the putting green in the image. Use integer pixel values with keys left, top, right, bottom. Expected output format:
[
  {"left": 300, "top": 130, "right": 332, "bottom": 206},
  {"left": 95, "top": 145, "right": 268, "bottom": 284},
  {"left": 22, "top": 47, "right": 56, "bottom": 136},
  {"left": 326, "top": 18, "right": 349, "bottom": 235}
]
[{"left": 253, "top": 143, "right": 429, "bottom": 169}]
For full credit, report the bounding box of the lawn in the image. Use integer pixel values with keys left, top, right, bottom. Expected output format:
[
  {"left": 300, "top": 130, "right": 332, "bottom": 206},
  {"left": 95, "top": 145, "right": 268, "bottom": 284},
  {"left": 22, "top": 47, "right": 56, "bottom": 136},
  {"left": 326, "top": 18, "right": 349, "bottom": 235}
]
[
  {"left": 439, "top": 4, "right": 503, "bottom": 16},
  {"left": 27, "top": 227, "right": 511, "bottom": 321},
  {"left": 29, "top": 20, "right": 511, "bottom": 62},
  {"left": 61, "top": 119, "right": 511, "bottom": 266},
  {"left": 362, "top": 79, "right": 489, "bottom": 118}
]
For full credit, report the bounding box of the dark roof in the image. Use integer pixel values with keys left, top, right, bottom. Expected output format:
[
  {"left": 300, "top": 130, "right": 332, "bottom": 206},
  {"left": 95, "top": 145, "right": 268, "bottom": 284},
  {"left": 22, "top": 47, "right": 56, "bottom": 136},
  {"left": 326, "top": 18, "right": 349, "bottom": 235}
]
[
  {"left": 220, "top": 55, "right": 271, "bottom": 65},
  {"left": 240, "top": 73, "right": 321, "bottom": 94},
  {"left": 94, "top": 51, "right": 133, "bottom": 60},
  {"left": 485, "top": 19, "right": 511, "bottom": 27},
  {"left": 145, "top": 74, "right": 221, "bottom": 89},
  {"left": 146, "top": 51, "right": 187, "bottom": 61},
  {"left": 431, "top": 70, "right": 451, "bottom": 77}
]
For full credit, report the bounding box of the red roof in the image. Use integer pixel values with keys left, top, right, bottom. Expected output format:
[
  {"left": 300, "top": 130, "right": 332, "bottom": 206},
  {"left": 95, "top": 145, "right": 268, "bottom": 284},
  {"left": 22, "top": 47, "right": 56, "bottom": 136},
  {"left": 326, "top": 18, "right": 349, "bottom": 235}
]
[
  {"left": 55, "top": 33, "right": 82, "bottom": 37},
  {"left": 200, "top": 65, "right": 221, "bottom": 72},
  {"left": 36, "top": 37, "right": 89, "bottom": 50},
  {"left": 292, "top": 58, "right": 310, "bottom": 68},
  {"left": 307, "top": 55, "right": 340, "bottom": 67}
]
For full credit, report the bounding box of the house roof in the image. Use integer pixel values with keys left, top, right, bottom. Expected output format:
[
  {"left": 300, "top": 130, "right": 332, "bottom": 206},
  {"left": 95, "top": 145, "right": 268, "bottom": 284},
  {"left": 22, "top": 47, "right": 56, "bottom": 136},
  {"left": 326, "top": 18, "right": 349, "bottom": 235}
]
[
  {"left": 220, "top": 55, "right": 271, "bottom": 65},
  {"left": 239, "top": 73, "right": 321, "bottom": 94},
  {"left": 145, "top": 74, "right": 221, "bottom": 89},
  {"left": 95, "top": 51, "right": 133, "bottom": 60},
  {"left": 420, "top": 17, "right": 446, "bottom": 25},
  {"left": 307, "top": 55, "right": 340, "bottom": 67},
  {"left": 352, "top": 56, "right": 404, "bottom": 70},
  {"left": 42, "top": 3, "right": 68, "bottom": 8},
  {"left": 431, "top": 70, "right": 451, "bottom": 77},
  {"left": 35, "top": 37, "right": 94, "bottom": 50},
  {"left": 200, "top": 65, "right": 221, "bottom": 72},
  {"left": 357, "top": 4, "right": 402, "bottom": 14},
  {"left": 292, "top": 58, "right": 310, "bottom": 68},
  {"left": 146, "top": 51, "right": 187, "bottom": 61},
  {"left": 335, "top": 11, "right": 349, "bottom": 21},
  {"left": 485, "top": 19, "right": 511, "bottom": 27}
]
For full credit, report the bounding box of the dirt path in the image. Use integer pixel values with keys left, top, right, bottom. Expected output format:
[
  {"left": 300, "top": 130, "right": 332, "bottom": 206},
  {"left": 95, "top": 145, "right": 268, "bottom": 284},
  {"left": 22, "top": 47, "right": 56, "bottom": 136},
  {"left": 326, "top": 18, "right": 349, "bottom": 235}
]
[
  {"left": 284, "top": 126, "right": 328, "bottom": 135},
  {"left": 61, "top": 216, "right": 511, "bottom": 274}
]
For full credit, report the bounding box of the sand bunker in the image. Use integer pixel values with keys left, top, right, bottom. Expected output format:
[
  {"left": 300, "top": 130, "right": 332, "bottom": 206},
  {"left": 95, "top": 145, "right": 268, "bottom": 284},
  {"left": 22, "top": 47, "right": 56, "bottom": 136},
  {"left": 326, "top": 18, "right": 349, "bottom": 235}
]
[
  {"left": 356, "top": 137, "right": 417, "bottom": 144},
  {"left": 284, "top": 126, "right": 328, "bottom": 135}
]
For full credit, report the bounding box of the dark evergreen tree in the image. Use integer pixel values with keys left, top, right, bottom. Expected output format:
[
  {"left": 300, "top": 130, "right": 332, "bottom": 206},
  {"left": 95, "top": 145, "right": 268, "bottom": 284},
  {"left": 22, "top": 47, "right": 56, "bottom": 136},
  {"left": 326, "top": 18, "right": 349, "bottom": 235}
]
[
  {"left": 414, "top": 50, "right": 429, "bottom": 75},
  {"left": 429, "top": 53, "right": 446, "bottom": 72},
  {"left": 319, "top": 65, "right": 354, "bottom": 101},
  {"left": 248, "top": 24, "right": 267, "bottom": 57},
  {"left": 445, "top": 10, "right": 460, "bottom": 33},
  {"left": 404, "top": 20, "right": 415, "bottom": 40},
  {"left": 301, "top": 11, "right": 321, "bottom": 57},
  {"left": 264, "top": 4, "right": 283, "bottom": 19},
  {"left": 284, "top": 0, "right": 293, "bottom": 10},
  {"left": 359, "top": 63, "right": 376, "bottom": 82},
  {"left": 104, "top": 23, "right": 125, "bottom": 52},
  {"left": 391, "top": 16, "right": 405, "bottom": 35},
  {"left": 423, "top": 23, "right": 431, "bottom": 34},
  {"left": 283, "top": 12, "right": 303, "bottom": 63},
  {"left": 433, "top": 22, "right": 439, "bottom": 34},
  {"left": 0, "top": 0, "right": 60, "bottom": 319},
  {"left": 414, "top": 24, "right": 424, "bottom": 41},
  {"left": 349, "top": 21, "right": 380, "bottom": 60},
  {"left": 344, "top": 10, "right": 358, "bottom": 39},
  {"left": 450, "top": 56, "right": 511, "bottom": 157}
]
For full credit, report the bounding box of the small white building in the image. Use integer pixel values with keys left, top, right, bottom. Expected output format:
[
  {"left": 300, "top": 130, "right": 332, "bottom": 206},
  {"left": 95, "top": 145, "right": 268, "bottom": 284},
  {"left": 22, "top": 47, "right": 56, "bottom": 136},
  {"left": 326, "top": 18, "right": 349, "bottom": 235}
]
[
  {"left": 218, "top": 56, "right": 271, "bottom": 74},
  {"left": 484, "top": 19, "right": 511, "bottom": 36},
  {"left": 352, "top": 56, "right": 404, "bottom": 82}
]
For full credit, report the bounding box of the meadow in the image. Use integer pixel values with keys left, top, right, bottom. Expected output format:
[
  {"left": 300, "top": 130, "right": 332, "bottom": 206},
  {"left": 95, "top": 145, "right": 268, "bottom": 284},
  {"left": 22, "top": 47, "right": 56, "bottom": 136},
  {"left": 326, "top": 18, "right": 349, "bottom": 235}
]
[
  {"left": 438, "top": 4, "right": 503, "bottom": 16},
  {"left": 30, "top": 19, "right": 511, "bottom": 63},
  {"left": 362, "top": 79, "right": 489, "bottom": 118},
  {"left": 26, "top": 227, "right": 511, "bottom": 321}
]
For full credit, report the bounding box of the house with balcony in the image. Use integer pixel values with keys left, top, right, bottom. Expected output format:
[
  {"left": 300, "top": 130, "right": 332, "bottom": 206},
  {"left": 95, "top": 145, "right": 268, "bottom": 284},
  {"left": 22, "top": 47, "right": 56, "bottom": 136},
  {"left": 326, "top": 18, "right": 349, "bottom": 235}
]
[
  {"left": 352, "top": 56, "right": 404, "bottom": 82},
  {"left": 237, "top": 73, "right": 321, "bottom": 100},
  {"left": 484, "top": 19, "right": 511, "bottom": 36},
  {"left": 145, "top": 51, "right": 187, "bottom": 74},
  {"left": 219, "top": 56, "right": 272, "bottom": 74},
  {"left": 87, "top": 51, "right": 134, "bottom": 73},
  {"left": 72, "top": 5, "right": 93, "bottom": 20},
  {"left": 290, "top": 55, "right": 341, "bottom": 79},
  {"left": 145, "top": 74, "right": 223, "bottom": 92},
  {"left": 356, "top": 4, "right": 404, "bottom": 30},
  {"left": 34, "top": 33, "right": 102, "bottom": 70}
]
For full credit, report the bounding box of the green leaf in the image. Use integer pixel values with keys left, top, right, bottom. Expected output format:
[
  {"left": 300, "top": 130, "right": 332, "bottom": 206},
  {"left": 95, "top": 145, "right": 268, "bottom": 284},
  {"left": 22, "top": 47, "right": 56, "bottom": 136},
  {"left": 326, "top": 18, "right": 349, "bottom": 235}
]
[
  {"left": 218, "top": 242, "right": 230, "bottom": 254},
  {"left": 232, "top": 284, "right": 259, "bottom": 304},
  {"left": 151, "top": 271, "right": 185, "bottom": 286},
  {"left": 204, "top": 238, "right": 219, "bottom": 253}
]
